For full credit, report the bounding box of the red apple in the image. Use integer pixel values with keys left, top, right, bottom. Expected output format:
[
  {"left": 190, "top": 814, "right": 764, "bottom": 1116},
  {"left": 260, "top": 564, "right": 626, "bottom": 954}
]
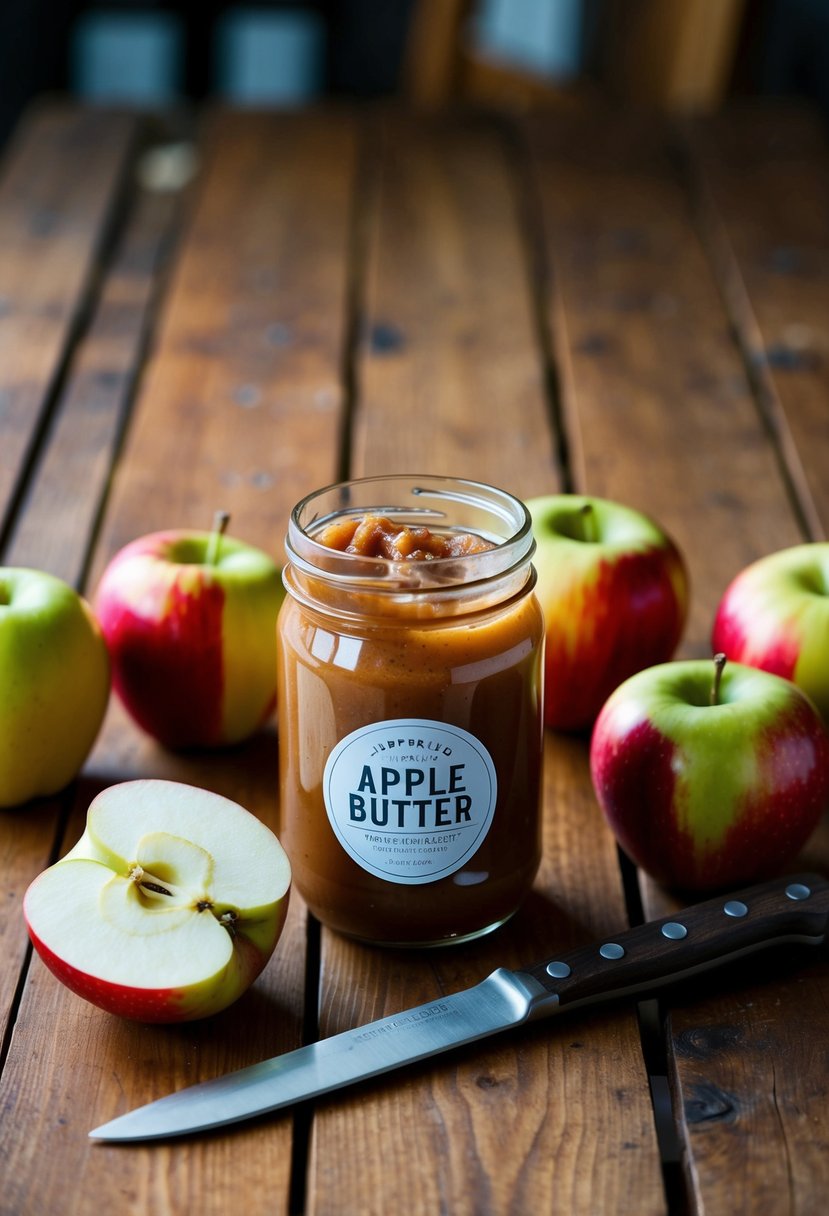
[
  {"left": 527, "top": 495, "right": 688, "bottom": 731},
  {"left": 23, "top": 780, "right": 291, "bottom": 1021},
  {"left": 590, "top": 656, "right": 829, "bottom": 891},
  {"left": 712, "top": 542, "right": 829, "bottom": 722},
  {"left": 94, "top": 514, "right": 284, "bottom": 749}
]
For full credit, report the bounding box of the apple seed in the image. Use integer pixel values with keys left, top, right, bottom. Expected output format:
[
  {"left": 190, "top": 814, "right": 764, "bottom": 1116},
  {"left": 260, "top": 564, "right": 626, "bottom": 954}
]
[{"left": 128, "top": 864, "right": 174, "bottom": 898}]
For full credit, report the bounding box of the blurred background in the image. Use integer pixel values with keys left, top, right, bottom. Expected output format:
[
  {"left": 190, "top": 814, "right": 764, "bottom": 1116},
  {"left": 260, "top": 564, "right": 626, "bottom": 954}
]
[{"left": 1, "top": 0, "right": 828, "bottom": 148}]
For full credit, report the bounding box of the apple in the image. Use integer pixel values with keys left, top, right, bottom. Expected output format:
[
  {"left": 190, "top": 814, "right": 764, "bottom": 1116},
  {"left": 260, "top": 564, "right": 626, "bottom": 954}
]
[
  {"left": 23, "top": 779, "right": 291, "bottom": 1021},
  {"left": 0, "top": 568, "right": 109, "bottom": 808},
  {"left": 94, "top": 513, "right": 284, "bottom": 749},
  {"left": 712, "top": 542, "right": 829, "bottom": 722},
  {"left": 590, "top": 655, "right": 829, "bottom": 891},
  {"left": 527, "top": 495, "right": 688, "bottom": 731}
]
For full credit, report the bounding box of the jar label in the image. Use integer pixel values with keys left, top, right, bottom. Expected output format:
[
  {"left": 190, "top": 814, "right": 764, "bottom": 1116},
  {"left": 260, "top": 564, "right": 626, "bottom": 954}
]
[{"left": 323, "top": 718, "right": 498, "bottom": 885}]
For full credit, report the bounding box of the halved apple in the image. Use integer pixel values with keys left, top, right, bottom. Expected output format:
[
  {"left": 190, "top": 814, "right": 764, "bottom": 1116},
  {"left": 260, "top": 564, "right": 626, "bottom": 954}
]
[{"left": 23, "top": 780, "right": 291, "bottom": 1022}]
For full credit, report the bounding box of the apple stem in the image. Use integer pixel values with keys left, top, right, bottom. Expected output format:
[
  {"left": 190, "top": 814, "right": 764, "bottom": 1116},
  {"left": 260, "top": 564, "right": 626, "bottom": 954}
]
[
  {"left": 578, "top": 502, "right": 597, "bottom": 543},
  {"left": 710, "top": 652, "right": 727, "bottom": 706},
  {"left": 207, "top": 510, "right": 231, "bottom": 565}
]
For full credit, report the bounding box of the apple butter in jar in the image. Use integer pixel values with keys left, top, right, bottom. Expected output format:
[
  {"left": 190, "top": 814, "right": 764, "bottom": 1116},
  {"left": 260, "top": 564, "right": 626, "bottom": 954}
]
[{"left": 277, "top": 475, "right": 544, "bottom": 947}]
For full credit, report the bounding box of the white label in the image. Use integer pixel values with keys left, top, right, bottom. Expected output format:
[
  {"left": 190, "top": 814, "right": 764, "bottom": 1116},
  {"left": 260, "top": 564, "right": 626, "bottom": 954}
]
[{"left": 323, "top": 718, "right": 498, "bottom": 886}]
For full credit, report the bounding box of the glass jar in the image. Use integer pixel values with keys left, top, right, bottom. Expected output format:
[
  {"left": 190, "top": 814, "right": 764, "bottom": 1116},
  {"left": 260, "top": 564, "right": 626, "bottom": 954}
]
[{"left": 277, "top": 475, "right": 544, "bottom": 947}]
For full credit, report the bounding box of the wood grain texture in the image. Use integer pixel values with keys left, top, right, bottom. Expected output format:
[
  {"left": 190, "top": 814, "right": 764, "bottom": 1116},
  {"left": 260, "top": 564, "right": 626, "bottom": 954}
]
[
  {"left": 0, "top": 106, "right": 149, "bottom": 1101},
  {"left": 0, "top": 105, "right": 138, "bottom": 541},
  {"left": 352, "top": 111, "right": 559, "bottom": 498},
  {"left": 527, "top": 108, "right": 829, "bottom": 1215},
  {"left": 1, "top": 108, "right": 359, "bottom": 1216},
  {"left": 5, "top": 183, "right": 180, "bottom": 584},
  {"left": 682, "top": 103, "right": 829, "bottom": 540},
  {"left": 667, "top": 958, "right": 829, "bottom": 1216},
  {"left": 3, "top": 100, "right": 828, "bottom": 1216},
  {"left": 308, "top": 111, "right": 664, "bottom": 1216},
  {"left": 525, "top": 110, "right": 803, "bottom": 654},
  {"left": 89, "top": 107, "right": 356, "bottom": 569},
  {"left": 662, "top": 107, "right": 829, "bottom": 1216}
]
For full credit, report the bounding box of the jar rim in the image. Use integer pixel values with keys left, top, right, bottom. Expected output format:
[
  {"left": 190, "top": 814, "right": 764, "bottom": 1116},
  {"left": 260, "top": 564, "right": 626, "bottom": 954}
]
[{"left": 285, "top": 474, "right": 535, "bottom": 593}]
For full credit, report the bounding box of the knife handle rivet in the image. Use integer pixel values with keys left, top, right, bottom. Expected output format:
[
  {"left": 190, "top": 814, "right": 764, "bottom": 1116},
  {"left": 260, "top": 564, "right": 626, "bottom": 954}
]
[
  {"left": 599, "top": 943, "right": 625, "bottom": 960},
  {"left": 723, "top": 900, "right": 748, "bottom": 918},
  {"left": 661, "top": 921, "right": 688, "bottom": 940},
  {"left": 785, "top": 882, "right": 811, "bottom": 901},
  {"left": 546, "top": 961, "right": 571, "bottom": 979}
]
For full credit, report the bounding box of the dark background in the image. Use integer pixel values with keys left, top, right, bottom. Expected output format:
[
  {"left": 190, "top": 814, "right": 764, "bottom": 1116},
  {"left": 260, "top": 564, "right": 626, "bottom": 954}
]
[{"left": 0, "top": 0, "right": 828, "bottom": 149}]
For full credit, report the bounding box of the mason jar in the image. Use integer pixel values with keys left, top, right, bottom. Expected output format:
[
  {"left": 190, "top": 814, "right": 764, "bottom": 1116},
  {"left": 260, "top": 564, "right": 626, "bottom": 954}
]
[{"left": 277, "top": 474, "right": 544, "bottom": 947}]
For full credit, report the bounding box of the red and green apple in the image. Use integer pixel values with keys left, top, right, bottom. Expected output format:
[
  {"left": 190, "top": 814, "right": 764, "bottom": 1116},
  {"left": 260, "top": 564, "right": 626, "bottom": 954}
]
[
  {"left": 527, "top": 495, "right": 688, "bottom": 731},
  {"left": 94, "top": 514, "right": 284, "bottom": 749},
  {"left": 712, "top": 542, "right": 829, "bottom": 721},
  {"left": 24, "top": 779, "right": 292, "bottom": 1021},
  {"left": 590, "top": 655, "right": 829, "bottom": 891},
  {"left": 0, "top": 567, "right": 109, "bottom": 808}
]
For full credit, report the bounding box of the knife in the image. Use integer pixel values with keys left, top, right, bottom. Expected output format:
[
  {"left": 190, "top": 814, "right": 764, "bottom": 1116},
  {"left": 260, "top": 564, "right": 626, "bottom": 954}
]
[{"left": 90, "top": 871, "right": 828, "bottom": 1142}]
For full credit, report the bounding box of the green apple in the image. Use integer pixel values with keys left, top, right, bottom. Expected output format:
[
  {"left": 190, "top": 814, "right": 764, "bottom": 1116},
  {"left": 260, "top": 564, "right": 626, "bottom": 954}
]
[
  {"left": 23, "top": 780, "right": 292, "bottom": 1021},
  {"left": 0, "top": 568, "right": 110, "bottom": 808},
  {"left": 94, "top": 513, "right": 284, "bottom": 749},
  {"left": 712, "top": 542, "right": 829, "bottom": 721}
]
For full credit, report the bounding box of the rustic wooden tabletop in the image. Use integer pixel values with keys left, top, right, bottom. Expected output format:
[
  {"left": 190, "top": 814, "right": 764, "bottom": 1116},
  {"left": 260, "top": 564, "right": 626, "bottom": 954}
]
[{"left": 0, "top": 99, "right": 827, "bottom": 1216}]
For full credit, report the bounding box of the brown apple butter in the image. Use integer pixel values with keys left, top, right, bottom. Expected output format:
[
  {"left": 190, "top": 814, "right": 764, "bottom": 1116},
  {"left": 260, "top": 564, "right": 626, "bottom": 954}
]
[{"left": 277, "top": 476, "right": 544, "bottom": 947}]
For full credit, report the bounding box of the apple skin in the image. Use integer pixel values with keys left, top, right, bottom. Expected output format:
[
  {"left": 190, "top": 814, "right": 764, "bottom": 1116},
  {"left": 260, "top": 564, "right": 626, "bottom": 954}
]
[
  {"left": 0, "top": 568, "right": 110, "bottom": 808},
  {"left": 25, "top": 888, "right": 285, "bottom": 1023},
  {"left": 94, "top": 530, "right": 284, "bottom": 749},
  {"left": 527, "top": 495, "right": 689, "bottom": 731},
  {"left": 590, "top": 660, "right": 829, "bottom": 891},
  {"left": 23, "top": 779, "right": 292, "bottom": 1022},
  {"left": 712, "top": 543, "right": 829, "bottom": 722}
]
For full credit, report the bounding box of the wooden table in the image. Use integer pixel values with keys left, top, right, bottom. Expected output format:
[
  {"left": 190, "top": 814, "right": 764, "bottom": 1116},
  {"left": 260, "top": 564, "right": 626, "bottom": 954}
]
[{"left": 1, "top": 99, "right": 828, "bottom": 1216}]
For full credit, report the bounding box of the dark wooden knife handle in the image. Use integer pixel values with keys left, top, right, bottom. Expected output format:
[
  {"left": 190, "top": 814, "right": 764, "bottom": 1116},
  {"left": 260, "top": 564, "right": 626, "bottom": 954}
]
[{"left": 520, "top": 872, "right": 829, "bottom": 1015}]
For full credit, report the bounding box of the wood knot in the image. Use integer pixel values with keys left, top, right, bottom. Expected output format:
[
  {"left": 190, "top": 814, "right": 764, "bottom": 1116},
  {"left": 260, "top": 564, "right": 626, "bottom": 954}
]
[
  {"left": 368, "top": 322, "right": 405, "bottom": 355},
  {"left": 475, "top": 1074, "right": 503, "bottom": 1090},
  {"left": 675, "top": 1024, "right": 742, "bottom": 1059},
  {"left": 684, "top": 1082, "right": 738, "bottom": 1125}
]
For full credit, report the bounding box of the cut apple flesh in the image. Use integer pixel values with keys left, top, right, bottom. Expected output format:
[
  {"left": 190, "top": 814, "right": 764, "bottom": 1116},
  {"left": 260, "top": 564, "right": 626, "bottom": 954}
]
[
  {"left": 26, "top": 859, "right": 235, "bottom": 985},
  {"left": 70, "top": 779, "right": 282, "bottom": 913},
  {"left": 23, "top": 780, "right": 291, "bottom": 1020}
]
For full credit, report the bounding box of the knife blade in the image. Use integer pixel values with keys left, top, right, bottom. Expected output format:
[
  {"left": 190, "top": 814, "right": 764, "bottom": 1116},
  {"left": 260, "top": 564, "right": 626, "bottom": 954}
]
[{"left": 90, "top": 871, "right": 828, "bottom": 1142}]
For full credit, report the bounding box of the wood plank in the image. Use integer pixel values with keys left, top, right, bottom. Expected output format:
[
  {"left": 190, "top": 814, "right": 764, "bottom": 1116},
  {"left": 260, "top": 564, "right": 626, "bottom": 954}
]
[
  {"left": 666, "top": 892, "right": 829, "bottom": 1215},
  {"left": 0, "top": 108, "right": 358, "bottom": 1216},
  {"left": 309, "top": 112, "right": 665, "bottom": 1216},
  {"left": 352, "top": 113, "right": 558, "bottom": 496},
  {"left": 0, "top": 104, "right": 139, "bottom": 541},
  {"left": 524, "top": 108, "right": 829, "bottom": 1214},
  {"left": 526, "top": 111, "right": 803, "bottom": 655},
  {"left": 4, "top": 183, "right": 181, "bottom": 584},
  {"left": 0, "top": 142, "right": 184, "bottom": 1060},
  {"left": 667, "top": 105, "right": 829, "bottom": 1216},
  {"left": 88, "top": 108, "right": 355, "bottom": 562},
  {"left": 683, "top": 103, "right": 829, "bottom": 539}
]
